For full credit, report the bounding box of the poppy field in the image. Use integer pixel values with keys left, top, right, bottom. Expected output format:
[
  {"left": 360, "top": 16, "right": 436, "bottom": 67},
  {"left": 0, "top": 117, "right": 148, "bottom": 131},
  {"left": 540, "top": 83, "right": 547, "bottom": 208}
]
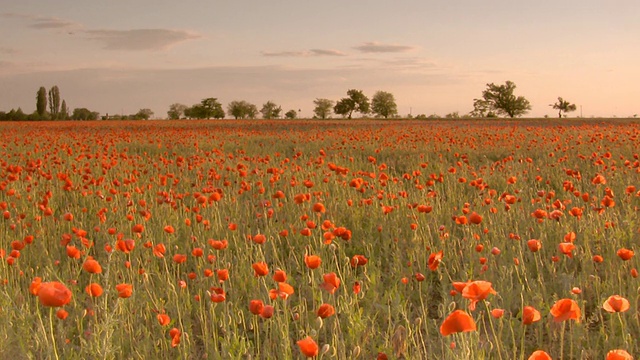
[{"left": 1, "top": 118, "right": 639, "bottom": 359}]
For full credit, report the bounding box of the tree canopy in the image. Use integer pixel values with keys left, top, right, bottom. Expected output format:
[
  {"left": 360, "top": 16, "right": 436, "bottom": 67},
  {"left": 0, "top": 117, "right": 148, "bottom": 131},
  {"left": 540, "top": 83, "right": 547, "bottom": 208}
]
[
  {"left": 371, "top": 91, "right": 398, "bottom": 118},
  {"left": 480, "top": 81, "right": 531, "bottom": 118},
  {"left": 550, "top": 97, "right": 577, "bottom": 118},
  {"left": 260, "top": 101, "right": 282, "bottom": 119},
  {"left": 313, "top": 98, "right": 334, "bottom": 119},
  {"left": 227, "top": 100, "right": 258, "bottom": 119},
  {"left": 334, "top": 89, "right": 369, "bottom": 119}
]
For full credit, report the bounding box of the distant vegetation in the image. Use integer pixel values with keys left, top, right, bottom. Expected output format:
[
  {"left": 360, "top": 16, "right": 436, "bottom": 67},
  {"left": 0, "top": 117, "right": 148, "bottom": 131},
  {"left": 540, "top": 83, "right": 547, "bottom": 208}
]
[{"left": 0, "top": 81, "right": 622, "bottom": 121}]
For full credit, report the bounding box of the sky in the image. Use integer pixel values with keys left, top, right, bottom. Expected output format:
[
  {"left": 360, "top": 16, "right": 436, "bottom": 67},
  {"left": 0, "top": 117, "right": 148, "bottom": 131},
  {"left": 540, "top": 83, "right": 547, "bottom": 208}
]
[{"left": 1, "top": 0, "right": 639, "bottom": 119}]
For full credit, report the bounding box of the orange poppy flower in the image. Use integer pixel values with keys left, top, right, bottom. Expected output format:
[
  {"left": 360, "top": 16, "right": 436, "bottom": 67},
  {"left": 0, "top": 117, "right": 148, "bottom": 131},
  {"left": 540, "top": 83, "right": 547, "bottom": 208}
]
[
  {"left": 260, "top": 305, "right": 274, "bottom": 319},
  {"left": 163, "top": 225, "right": 175, "bottom": 234},
  {"left": 273, "top": 269, "right": 287, "bottom": 282},
  {"left": 304, "top": 255, "right": 321, "bottom": 269},
  {"left": 66, "top": 245, "right": 81, "bottom": 259},
  {"left": 462, "top": 281, "right": 496, "bottom": 311},
  {"left": 85, "top": 283, "right": 104, "bottom": 297},
  {"left": 296, "top": 336, "right": 319, "bottom": 358},
  {"left": 82, "top": 257, "right": 102, "bottom": 273},
  {"left": 252, "top": 234, "right": 266, "bottom": 244},
  {"left": 317, "top": 303, "right": 335, "bottom": 319},
  {"left": 469, "top": 212, "right": 482, "bottom": 225},
  {"left": 191, "top": 247, "right": 204, "bottom": 257},
  {"left": 115, "top": 283, "right": 133, "bottom": 298},
  {"left": 491, "top": 308, "right": 505, "bottom": 319},
  {"left": 558, "top": 242, "right": 576, "bottom": 258},
  {"left": 30, "top": 277, "right": 42, "bottom": 296},
  {"left": 320, "top": 272, "right": 340, "bottom": 294},
  {"left": 152, "top": 243, "right": 166, "bottom": 257},
  {"left": 350, "top": 255, "right": 368, "bottom": 268},
  {"left": 550, "top": 298, "right": 580, "bottom": 322},
  {"left": 217, "top": 269, "right": 229, "bottom": 282},
  {"left": 38, "top": 281, "right": 72, "bottom": 307},
  {"left": 56, "top": 308, "right": 69, "bottom": 320},
  {"left": 523, "top": 306, "right": 541, "bottom": 325},
  {"left": 606, "top": 349, "right": 633, "bottom": 360},
  {"left": 169, "top": 327, "right": 180, "bottom": 347},
  {"left": 312, "top": 203, "right": 326, "bottom": 213},
  {"left": 428, "top": 251, "right": 443, "bottom": 271},
  {"left": 602, "top": 295, "right": 630, "bottom": 313},
  {"left": 440, "top": 310, "right": 477, "bottom": 336},
  {"left": 209, "top": 239, "right": 228, "bottom": 250},
  {"left": 617, "top": 248, "right": 634, "bottom": 261},
  {"left": 157, "top": 313, "right": 171, "bottom": 326},
  {"left": 270, "top": 282, "right": 295, "bottom": 300},
  {"left": 252, "top": 262, "right": 269, "bottom": 277},
  {"left": 249, "top": 299, "right": 264, "bottom": 315},
  {"left": 173, "top": 254, "right": 187, "bottom": 264},
  {"left": 528, "top": 350, "right": 552, "bottom": 360},
  {"left": 527, "top": 239, "right": 542, "bottom": 252}
]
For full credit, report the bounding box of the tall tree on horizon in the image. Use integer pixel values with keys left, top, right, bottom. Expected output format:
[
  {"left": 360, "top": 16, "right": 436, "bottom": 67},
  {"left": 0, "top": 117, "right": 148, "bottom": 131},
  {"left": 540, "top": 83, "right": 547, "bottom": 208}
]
[
  {"left": 48, "top": 86, "right": 61, "bottom": 119},
  {"left": 36, "top": 86, "right": 47, "bottom": 117}
]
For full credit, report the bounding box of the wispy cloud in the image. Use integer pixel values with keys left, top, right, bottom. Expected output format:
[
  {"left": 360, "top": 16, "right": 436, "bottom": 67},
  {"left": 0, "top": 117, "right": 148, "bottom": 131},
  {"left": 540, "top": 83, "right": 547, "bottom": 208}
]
[
  {"left": 262, "top": 48, "right": 346, "bottom": 57},
  {"left": 84, "top": 29, "right": 201, "bottom": 51},
  {"left": 353, "top": 41, "right": 416, "bottom": 53},
  {"left": 1, "top": 12, "right": 79, "bottom": 30}
]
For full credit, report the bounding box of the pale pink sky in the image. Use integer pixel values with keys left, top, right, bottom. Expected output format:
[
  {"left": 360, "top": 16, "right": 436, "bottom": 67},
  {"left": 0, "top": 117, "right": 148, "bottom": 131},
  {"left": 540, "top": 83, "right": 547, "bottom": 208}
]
[{"left": 1, "top": 0, "right": 638, "bottom": 118}]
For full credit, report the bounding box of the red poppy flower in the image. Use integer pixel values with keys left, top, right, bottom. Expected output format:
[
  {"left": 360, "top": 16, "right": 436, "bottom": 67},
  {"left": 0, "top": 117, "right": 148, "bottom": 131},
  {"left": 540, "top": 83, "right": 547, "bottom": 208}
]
[
  {"left": 528, "top": 350, "right": 552, "bottom": 360},
  {"left": 320, "top": 272, "right": 340, "bottom": 294},
  {"left": 297, "top": 336, "right": 319, "bottom": 358},
  {"left": 115, "top": 283, "right": 133, "bottom": 298},
  {"left": 304, "top": 255, "right": 321, "bottom": 269},
  {"left": 252, "top": 262, "right": 269, "bottom": 277},
  {"left": 523, "top": 306, "right": 541, "bottom": 325},
  {"left": 83, "top": 257, "right": 102, "bottom": 273},
  {"left": 38, "top": 281, "right": 73, "bottom": 307},
  {"left": 157, "top": 313, "right": 171, "bottom": 326},
  {"left": 602, "top": 295, "right": 630, "bottom": 313},
  {"left": 550, "top": 298, "right": 581, "bottom": 322},
  {"left": 440, "top": 310, "right": 477, "bottom": 336},
  {"left": 428, "top": 251, "right": 443, "bottom": 271},
  {"left": 461, "top": 281, "right": 496, "bottom": 311},
  {"left": 85, "top": 283, "right": 104, "bottom": 297},
  {"left": 317, "top": 303, "right": 335, "bottom": 318},
  {"left": 249, "top": 299, "right": 264, "bottom": 315},
  {"left": 606, "top": 349, "right": 633, "bottom": 360}
]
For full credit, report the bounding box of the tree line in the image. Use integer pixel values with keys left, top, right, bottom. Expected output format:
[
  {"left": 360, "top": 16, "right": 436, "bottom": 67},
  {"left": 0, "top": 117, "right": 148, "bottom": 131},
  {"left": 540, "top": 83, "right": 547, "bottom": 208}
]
[{"left": 0, "top": 81, "right": 580, "bottom": 121}]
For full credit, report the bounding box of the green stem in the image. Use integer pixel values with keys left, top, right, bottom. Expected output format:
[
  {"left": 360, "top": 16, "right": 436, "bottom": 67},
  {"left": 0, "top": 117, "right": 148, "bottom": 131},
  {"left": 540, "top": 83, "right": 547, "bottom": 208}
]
[{"left": 50, "top": 307, "right": 60, "bottom": 360}]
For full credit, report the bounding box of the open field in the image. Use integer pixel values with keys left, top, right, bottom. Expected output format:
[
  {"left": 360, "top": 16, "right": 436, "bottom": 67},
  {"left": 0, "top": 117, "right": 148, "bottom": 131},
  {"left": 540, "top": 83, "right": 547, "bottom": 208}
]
[{"left": 0, "top": 119, "right": 639, "bottom": 359}]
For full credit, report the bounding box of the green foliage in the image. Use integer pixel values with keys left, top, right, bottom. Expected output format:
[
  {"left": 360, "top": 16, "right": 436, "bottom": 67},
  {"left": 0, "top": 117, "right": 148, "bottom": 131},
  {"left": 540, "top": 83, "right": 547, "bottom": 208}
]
[
  {"left": 36, "top": 86, "right": 47, "bottom": 116},
  {"left": 313, "top": 98, "right": 334, "bottom": 119},
  {"left": 167, "top": 103, "right": 187, "bottom": 120},
  {"left": 48, "top": 86, "right": 61, "bottom": 119},
  {"left": 469, "top": 98, "right": 496, "bottom": 118},
  {"left": 481, "top": 81, "right": 531, "bottom": 118},
  {"left": 186, "top": 98, "right": 225, "bottom": 119},
  {"left": 260, "top": 101, "right": 282, "bottom": 119},
  {"left": 135, "top": 108, "right": 154, "bottom": 120},
  {"left": 59, "top": 100, "right": 69, "bottom": 120},
  {"left": 71, "top": 107, "right": 99, "bottom": 120},
  {"left": 371, "top": 91, "right": 398, "bottom": 118},
  {"left": 228, "top": 100, "right": 258, "bottom": 119},
  {"left": 334, "top": 89, "right": 369, "bottom": 119},
  {"left": 551, "top": 97, "right": 577, "bottom": 118},
  {"left": 284, "top": 109, "right": 297, "bottom": 119}
]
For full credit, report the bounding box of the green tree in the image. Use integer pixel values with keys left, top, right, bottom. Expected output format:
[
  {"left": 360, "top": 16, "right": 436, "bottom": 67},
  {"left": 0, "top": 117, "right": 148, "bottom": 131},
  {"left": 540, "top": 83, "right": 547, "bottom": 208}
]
[
  {"left": 284, "top": 109, "right": 297, "bottom": 119},
  {"left": 227, "top": 100, "right": 258, "bottom": 119},
  {"left": 186, "top": 98, "right": 225, "bottom": 119},
  {"left": 135, "top": 108, "right": 154, "bottom": 120},
  {"left": 48, "top": 86, "right": 61, "bottom": 119},
  {"left": 469, "top": 98, "right": 496, "bottom": 118},
  {"left": 260, "top": 101, "right": 282, "bottom": 119},
  {"left": 480, "top": 81, "right": 531, "bottom": 118},
  {"left": 71, "top": 108, "right": 99, "bottom": 120},
  {"left": 550, "top": 97, "right": 577, "bottom": 118},
  {"left": 334, "top": 89, "right": 369, "bottom": 119},
  {"left": 371, "top": 91, "right": 398, "bottom": 118},
  {"left": 36, "top": 86, "right": 47, "bottom": 117},
  {"left": 313, "top": 98, "right": 334, "bottom": 119},
  {"left": 167, "top": 103, "right": 187, "bottom": 119},
  {"left": 59, "top": 100, "right": 69, "bottom": 120},
  {"left": 200, "top": 98, "right": 225, "bottom": 119}
]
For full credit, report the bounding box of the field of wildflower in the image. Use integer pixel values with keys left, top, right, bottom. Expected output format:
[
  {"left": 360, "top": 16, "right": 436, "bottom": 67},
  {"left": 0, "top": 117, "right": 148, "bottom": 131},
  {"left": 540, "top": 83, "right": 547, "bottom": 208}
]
[{"left": 0, "top": 119, "right": 639, "bottom": 359}]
